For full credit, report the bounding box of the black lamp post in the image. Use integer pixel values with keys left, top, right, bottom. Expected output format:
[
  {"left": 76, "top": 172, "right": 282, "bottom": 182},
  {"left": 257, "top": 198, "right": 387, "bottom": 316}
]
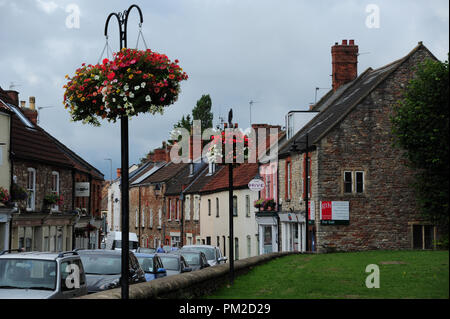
[
  {"left": 289, "top": 133, "right": 309, "bottom": 252},
  {"left": 104, "top": 4, "right": 144, "bottom": 300},
  {"left": 227, "top": 110, "right": 235, "bottom": 285}
]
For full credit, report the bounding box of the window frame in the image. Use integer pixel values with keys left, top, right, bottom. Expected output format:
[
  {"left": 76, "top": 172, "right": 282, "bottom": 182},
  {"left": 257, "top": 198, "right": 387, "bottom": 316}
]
[{"left": 26, "top": 168, "right": 36, "bottom": 212}]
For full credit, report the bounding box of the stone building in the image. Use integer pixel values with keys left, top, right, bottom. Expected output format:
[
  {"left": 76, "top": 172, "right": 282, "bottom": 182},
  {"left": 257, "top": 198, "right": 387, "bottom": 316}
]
[{"left": 278, "top": 40, "right": 441, "bottom": 253}]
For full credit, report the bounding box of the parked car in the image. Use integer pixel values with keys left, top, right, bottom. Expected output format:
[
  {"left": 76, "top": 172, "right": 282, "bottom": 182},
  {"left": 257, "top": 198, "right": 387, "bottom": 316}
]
[
  {"left": 174, "top": 250, "right": 210, "bottom": 271},
  {"left": 134, "top": 253, "right": 167, "bottom": 281},
  {"left": 136, "top": 247, "right": 156, "bottom": 254},
  {"left": 0, "top": 250, "right": 87, "bottom": 299},
  {"left": 180, "top": 245, "right": 227, "bottom": 266},
  {"left": 76, "top": 249, "right": 145, "bottom": 294},
  {"left": 155, "top": 253, "right": 192, "bottom": 276},
  {"left": 104, "top": 232, "right": 139, "bottom": 252}
]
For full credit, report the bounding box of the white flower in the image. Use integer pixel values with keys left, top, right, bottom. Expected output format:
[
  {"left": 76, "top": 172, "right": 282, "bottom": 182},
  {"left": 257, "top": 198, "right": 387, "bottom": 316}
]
[
  {"left": 94, "top": 75, "right": 100, "bottom": 80},
  {"left": 134, "top": 86, "right": 140, "bottom": 91},
  {"left": 145, "top": 95, "right": 151, "bottom": 102},
  {"left": 141, "top": 82, "right": 146, "bottom": 88},
  {"left": 129, "top": 92, "right": 135, "bottom": 98},
  {"left": 123, "top": 97, "right": 128, "bottom": 101},
  {"left": 112, "top": 98, "right": 116, "bottom": 102},
  {"left": 124, "top": 84, "right": 129, "bottom": 91}
]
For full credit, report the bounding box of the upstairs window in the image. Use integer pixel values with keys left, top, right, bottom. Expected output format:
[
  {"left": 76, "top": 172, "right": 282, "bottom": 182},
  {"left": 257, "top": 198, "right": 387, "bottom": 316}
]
[
  {"left": 27, "top": 168, "right": 36, "bottom": 211},
  {"left": 216, "top": 198, "right": 220, "bottom": 217},
  {"left": 208, "top": 199, "right": 212, "bottom": 216},
  {"left": 356, "top": 171, "right": 364, "bottom": 193},
  {"left": 233, "top": 196, "right": 238, "bottom": 217},
  {"left": 51, "top": 171, "right": 60, "bottom": 211},
  {"left": 285, "top": 159, "right": 292, "bottom": 200},
  {"left": 344, "top": 171, "right": 353, "bottom": 193},
  {"left": 245, "top": 195, "right": 250, "bottom": 218}
]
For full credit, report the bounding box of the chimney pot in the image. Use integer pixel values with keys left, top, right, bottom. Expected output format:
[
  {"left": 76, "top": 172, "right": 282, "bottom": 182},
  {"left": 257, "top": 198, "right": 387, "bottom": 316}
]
[
  {"left": 349, "top": 39, "right": 355, "bottom": 45},
  {"left": 29, "top": 97, "right": 36, "bottom": 111},
  {"left": 20, "top": 101, "right": 26, "bottom": 108},
  {"left": 5, "top": 90, "right": 19, "bottom": 106},
  {"left": 342, "top": 40, "right": 348, "bottom": 45},
  {"left": 116, "top": 168, "right": 121, "bottom": 178}
]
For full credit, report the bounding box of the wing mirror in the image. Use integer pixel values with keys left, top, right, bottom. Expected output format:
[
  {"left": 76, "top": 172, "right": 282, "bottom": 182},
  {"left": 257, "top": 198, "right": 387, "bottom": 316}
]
[
  {"left": 157, "top": 268, "right": 166, "bottom": 274},
  {"left": 182, "top": 267, "right": 192, "bottom": 273}
]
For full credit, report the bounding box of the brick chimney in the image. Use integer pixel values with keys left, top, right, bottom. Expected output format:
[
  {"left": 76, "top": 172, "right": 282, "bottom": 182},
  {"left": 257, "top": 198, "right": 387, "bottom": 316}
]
[
  {"left": 331, "top": 39, "right": 359, "bottom": 91},
  {"left": 116, "top": 168, "right": 121, "bottom": 179},
  {"left": 4, "top": 90, "right": 19, "bottom": 106},
  {"left": 22, "top": 96, "right": 38, "bottom": 125}
]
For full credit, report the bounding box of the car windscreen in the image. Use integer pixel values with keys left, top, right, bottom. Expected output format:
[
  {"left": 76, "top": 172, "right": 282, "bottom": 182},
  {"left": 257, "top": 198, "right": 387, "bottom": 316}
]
[
  {"left": 158, "top": 256, "right": 180, "bottom": 271},
  {"left": 137, "top": 257, "right": 154, "bottom": 273},
  {"left": 79, "top": 254, "right": 121, "bottom": 275},
  {"left": 113, "top": 240, "right": 139, "bottom": 250},
  {"left": 0, "top": 259, "right": 56, "bottom": 291},
  {"left": 181, "top": 253, "right": 200, "bottom": 266},
  {"left": 183, "top": 247, "right": 215, "bottom": 260}
]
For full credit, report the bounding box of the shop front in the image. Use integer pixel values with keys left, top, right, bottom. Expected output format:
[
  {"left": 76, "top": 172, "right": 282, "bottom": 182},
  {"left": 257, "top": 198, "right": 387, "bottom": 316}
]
[
  {"left": 279, "top": 211, "right": 306, "bottom": 252},
  {"left": 256, "top": 212, "right": 278, "bottom": 255}
]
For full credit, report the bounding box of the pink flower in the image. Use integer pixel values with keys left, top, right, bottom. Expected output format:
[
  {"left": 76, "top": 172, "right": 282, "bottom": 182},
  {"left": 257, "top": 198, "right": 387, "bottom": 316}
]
[{"left": 107, "top": 72, "right": 116, "bottom": 81}]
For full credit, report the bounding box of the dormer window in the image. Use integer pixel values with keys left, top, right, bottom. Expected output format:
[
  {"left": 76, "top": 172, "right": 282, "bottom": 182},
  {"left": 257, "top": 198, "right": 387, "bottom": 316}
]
[{"left": 189, "top": 163, "right": 194, "bottom": 176}]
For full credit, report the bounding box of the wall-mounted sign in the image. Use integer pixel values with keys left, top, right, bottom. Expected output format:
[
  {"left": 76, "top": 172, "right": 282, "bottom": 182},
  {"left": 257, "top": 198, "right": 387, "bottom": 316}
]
[
  {"left": 248, "top": 179, "right": 265, "bottom": 192},
  {"left": 308, "top": 201, "right": 315, "bottom": 225},
  {"left": 75, "top": 182, "right": 90, "bottom": 197},
  {"left": 320, "top": 201, "right": 349, "bottom": 225}
]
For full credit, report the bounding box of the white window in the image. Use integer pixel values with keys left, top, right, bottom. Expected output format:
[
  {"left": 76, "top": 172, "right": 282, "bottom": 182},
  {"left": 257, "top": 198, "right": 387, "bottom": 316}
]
[
  {"left": 149, "top": 209, "right": 153, "bottom": 228},
  {"left": 185, "top": 195, "right": 191, "bottom": 220},
  {"left": 208, "top": 162, "right": 215, "bottom": 175},
  {"left": 265, "top": 175, "right": 271, "bottom": 198},
  {"left": 168, "top": 199, "right": 172, "bottom": 221},
  {"left": 26, "top": 168, "right": 36, "bottom": 211},
  {"left": 135, "top": 209, "right": 138, "bottom": 228},
  {"left": 216, "top": 198, "right": 219, "bottom": 217},
  {"left": 142, "top": 208, "right": 145, "bottom": 228},
  {"left": 194, "top": 195, "right": 200, "bottom": 221},
  {"left": 246, "top": 195, "right": 250, "bottom": 217},
  {"left": 355, "top": 171, "right": 364, "bottom": 193},
  {"left": 51, "top": 171, "right": 59, "bottom": 212},
  {"left": 247, "top": 235, "right": 251, "bottom": 258},
  {"left": 158, "top": 209, "right": 162, "bottom": 228}
]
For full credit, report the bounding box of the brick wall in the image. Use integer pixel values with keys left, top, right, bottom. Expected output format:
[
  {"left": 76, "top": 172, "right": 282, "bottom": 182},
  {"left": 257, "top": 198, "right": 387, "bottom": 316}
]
[{"left": 13, "top": 160, "right": 73, "bottom": 213}]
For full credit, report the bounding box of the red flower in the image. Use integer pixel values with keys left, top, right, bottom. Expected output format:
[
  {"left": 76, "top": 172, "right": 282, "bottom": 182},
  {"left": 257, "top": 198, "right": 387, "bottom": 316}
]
[{"left": 107, "top": 72, "right": 116, "bottom": 80}]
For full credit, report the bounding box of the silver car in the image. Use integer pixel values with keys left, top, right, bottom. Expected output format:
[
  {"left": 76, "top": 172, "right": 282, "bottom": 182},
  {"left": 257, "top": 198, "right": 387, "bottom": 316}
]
[
  {"left": 180, "top": 245, "right": 227, "bottom": 266},
  {"left": 0, "top": 250, "right": 88, "bottom": 299}
]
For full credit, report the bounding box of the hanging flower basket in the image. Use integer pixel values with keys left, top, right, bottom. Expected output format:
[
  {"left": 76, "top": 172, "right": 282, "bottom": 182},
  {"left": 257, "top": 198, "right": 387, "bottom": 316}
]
[
  {"left": 63, "top": 48, "right": 188, "bottom": 126},
  {"left": 0, "top": 187, "right": 11, "bottom": 205},
  {"left": 254, "top": 199, "right": 264, "bottom": 209},
  {"left": 262, "top": 198, "right": 276, "bottom": 211},
  {"left": 43, "top": 194, "right": 64, "bottom": 207},
  {"left": 11, "top": 183, "right": 28, "bottom": 202}
]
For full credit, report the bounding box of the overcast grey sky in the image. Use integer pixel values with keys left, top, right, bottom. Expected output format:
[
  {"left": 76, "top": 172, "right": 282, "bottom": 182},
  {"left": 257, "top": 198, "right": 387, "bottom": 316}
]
[{"left": 0, "top": 0, "right": 448, "bottom": 180}]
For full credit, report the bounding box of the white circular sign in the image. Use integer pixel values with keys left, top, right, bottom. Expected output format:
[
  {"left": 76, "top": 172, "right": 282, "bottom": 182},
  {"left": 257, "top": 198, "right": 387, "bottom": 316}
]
[{"left": 248, "top": 179, "right": 265, "bottom": 192}]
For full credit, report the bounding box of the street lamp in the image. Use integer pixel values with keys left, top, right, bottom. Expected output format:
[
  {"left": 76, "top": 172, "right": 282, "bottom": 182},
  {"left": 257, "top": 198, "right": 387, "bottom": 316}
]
[
  {"left": 104, "top": 4, "right": 144, "bottom": 300},
  {"left": 289, "top": 133, "right": 310, "bottom": 252},
  {"left": 227, "top": 109, "right": 235, "bottom": 285}
]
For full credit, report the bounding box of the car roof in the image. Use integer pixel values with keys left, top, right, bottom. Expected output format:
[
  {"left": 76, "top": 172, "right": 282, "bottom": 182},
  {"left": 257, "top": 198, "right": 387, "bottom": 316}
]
[
  {"left": 155, "top": 253, "right": 180, "bottom": 258},
  {"left": 76, "top": 249, "right": 124, "bottom": 255},
  {"left": 134, "top": 253, "right": 156, "bottom": 258},
  {"left": 176, "top": 250, "right": 203, "bottom": 255},
  {"left": 0, "top": 252, "right": 74, "bottom": 261},
  {"left": 182, "top": 245, "right": 216, "bottom": 249}
]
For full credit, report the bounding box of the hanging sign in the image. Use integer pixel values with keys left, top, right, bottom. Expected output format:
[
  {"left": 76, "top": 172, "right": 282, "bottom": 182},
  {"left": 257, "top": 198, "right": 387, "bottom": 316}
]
[
  {"left": 320, "top": 201, "right": 349, "bottom": 225},
  {"left": 248, "top": 179, "right": 265, "bottom": 192},
  {"left": 75, "top": 182, "right": 90, "bottom": 197}
]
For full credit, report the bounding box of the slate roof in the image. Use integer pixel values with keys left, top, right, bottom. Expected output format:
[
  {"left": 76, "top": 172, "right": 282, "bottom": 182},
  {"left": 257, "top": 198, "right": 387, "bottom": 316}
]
[
  {"left": 183, "top": 165, "right": 225, "bottom": 195},
  {"left": 9, "top": 106, "right": 74, "bottom": 167},
  {"left": 164, "top": 161, "right": 208, "bottom": 196},
  {"left": 140, "top": 161, "right": 188, "bottom": 184},
  {"left": 279, "top": 42, "right": 435, "bottom": 156}
]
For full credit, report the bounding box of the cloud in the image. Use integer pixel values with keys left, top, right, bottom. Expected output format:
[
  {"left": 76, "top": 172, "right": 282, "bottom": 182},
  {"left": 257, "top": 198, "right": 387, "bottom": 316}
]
[{"left": 35, "top": 0, "right": 60, "bottom": 14}]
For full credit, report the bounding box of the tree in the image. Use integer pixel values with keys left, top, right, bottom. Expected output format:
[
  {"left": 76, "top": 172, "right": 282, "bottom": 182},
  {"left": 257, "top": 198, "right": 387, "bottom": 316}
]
[
  {"left": 192, "top": 94, "right": 213, "bottom": 131},
  {"left": 391, "top": 57, "right": 449, "bottom": 239}
]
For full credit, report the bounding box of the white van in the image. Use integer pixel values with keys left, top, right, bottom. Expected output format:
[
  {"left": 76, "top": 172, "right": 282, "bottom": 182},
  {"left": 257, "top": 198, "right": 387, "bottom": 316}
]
[{"left": 104, "top": 232, "right": 139, "bottom": 252}]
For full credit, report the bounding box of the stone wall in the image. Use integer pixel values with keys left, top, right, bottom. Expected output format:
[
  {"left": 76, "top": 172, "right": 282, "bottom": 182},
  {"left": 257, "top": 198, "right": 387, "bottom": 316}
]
[
  {"left": 315, "top": 46, "right": 435, "bottom": 252},
  {"left": 77, "top": 251, "right": 299, "bottom": 299}
]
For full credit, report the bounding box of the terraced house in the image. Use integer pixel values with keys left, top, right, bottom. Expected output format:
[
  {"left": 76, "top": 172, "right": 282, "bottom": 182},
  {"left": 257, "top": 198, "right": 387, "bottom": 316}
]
[
  {"left": 277, "top": 40, "right": 442, "bottom": 253},
  {"left": 0, "top": 88, "right": 104, "bottom": 252}
]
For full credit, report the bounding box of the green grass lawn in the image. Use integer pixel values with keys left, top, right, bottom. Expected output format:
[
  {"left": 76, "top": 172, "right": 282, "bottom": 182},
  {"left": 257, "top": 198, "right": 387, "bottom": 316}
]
[{"left": 205, "top": 250, "right": 449, "bottom": 299}]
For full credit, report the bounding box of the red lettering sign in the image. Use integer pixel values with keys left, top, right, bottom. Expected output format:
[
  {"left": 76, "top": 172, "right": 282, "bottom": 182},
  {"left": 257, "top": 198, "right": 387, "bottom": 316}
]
[{"left": 321, "top": 201, "right": 332, "bottom": 220}]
